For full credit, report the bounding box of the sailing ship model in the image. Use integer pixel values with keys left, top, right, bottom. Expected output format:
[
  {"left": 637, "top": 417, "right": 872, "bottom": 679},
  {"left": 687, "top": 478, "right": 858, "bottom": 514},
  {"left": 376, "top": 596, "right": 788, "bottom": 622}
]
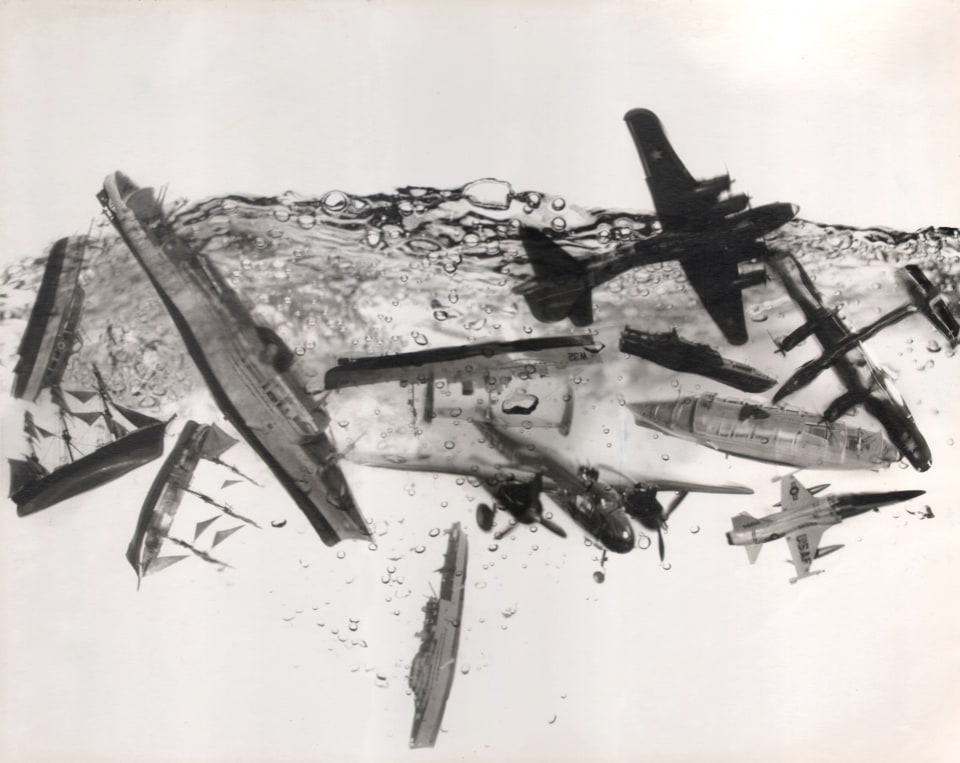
[
  {"left": 8, "top": 367, "right": 169, "bottom": 516},
  {"left": 7, "top": 235, "right": 169, "bottom": 516},
  {"left": 127, "top": 419, "right": 260, "bottom": 585}
]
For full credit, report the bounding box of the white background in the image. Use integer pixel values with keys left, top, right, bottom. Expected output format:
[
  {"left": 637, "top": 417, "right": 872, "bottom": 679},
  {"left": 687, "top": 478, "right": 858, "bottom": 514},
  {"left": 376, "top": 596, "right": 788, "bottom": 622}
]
[{"left": 1, "top": 2, "right": 959, "bottom": 762}]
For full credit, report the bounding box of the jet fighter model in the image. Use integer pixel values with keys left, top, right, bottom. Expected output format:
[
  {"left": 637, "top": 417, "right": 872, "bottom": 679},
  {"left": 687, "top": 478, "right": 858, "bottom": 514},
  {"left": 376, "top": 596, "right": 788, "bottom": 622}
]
[
  {"left": 349, "top": 411, "right": 752, "bottom": 555},
  {"left": 513, "top": 108, "right": 798, "bottom": 345},
  {"left": 619, "top": 326, "right": 777, "bottom": 393},
  {"left": 726, "top": 475, "right": 924, "bottom": 583},
  {"left": 628, "top": 394, "right": 900, "bottom": 471},
  {"left": 769, "top": 253, "right": 941, "bottom": 471}
]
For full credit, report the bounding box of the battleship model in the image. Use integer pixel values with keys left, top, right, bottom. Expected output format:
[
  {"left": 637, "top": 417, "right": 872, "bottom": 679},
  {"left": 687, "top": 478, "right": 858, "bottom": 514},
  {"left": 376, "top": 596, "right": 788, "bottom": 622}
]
[
  {"left": 11, "top": 236, "right": 86, "bottom": 402},
  {"left": 127, "top": 420, "right": 258, "bottom": 584},
  {"left": 628, "top": 393, "right": 900, "bottom": 470},
  {"left": 98, "top": 172, "right": 369, "bottom": 546},
  {"left": 619, "top": 326, "right": 776, "bottom": 393},
  {"left": 408, "top": 522, "right": 468, "bottom": 749},
  {"left": 9, "top": 366, "right": 169, "bottom": 516}
]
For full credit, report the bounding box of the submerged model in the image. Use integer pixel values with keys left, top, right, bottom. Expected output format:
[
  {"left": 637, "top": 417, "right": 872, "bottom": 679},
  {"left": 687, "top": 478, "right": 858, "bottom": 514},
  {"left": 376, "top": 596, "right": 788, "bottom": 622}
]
[
  {"left": 9, "top": 366, "right": 169, "bottom": 516},
  {"left": 127, "top": 420, "right": 258, "bottom": 585},
  {"left": 619, "top": 326, "right": 776, "bottom": 393},
  {"left": 12, "top": 236, "right": 86, "bottom": 401},
  {"left": 351, "top": 395, "right": 751, "bottom": 554},
  {"left": 628, "top": 394, "right": 900, "bottom": 470},
  {"left": 770, "top": 252, "right": 938, "bottom": 471},
  {"left": 409, "top": 522, "right": 468, "bottom": 749},
  {"left": 325, "top": 334, "right": 603, "bottom": 392},
  {"left": 727, "top": 475, "right": 924, "bottom": 583},
  {"left": 514, "top": 108, "right": 797, "bottom": 345},
  {"left": 99, "top": 172, "right": 368, "bottom": 546}
]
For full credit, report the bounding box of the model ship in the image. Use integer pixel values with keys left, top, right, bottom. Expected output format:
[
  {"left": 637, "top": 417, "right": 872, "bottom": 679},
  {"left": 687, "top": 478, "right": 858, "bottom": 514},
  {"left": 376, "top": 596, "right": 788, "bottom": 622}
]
[
  {"left": 628, "top": 393, "right": 900, "bottom": 470},
  {"left": 11, "top": 236, "right": 86, "bottom": 402},
  {"left": 9, "top": 366, "right": 169, "bottom": 516},
  {"left": 619, "top": 326, "right": 776, "bottom": 393},
  {"left": 127, "top": 419, "right": 258, "bottom": 585},
  {"left": 98, "top": 171, "right": 369, "bottom": 547},
  {"left": 408, "top": 522, "right": 469, "bottom": 749}
]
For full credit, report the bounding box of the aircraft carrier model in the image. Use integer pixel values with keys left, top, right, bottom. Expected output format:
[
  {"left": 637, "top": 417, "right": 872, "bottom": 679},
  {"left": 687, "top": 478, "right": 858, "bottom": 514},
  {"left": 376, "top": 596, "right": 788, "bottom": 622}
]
[
  {"left": 98, "top": 172, "right": 370, "bottom": 546},
  {"left": 408, "top": 522, "right": 468, "bottom": 749}
]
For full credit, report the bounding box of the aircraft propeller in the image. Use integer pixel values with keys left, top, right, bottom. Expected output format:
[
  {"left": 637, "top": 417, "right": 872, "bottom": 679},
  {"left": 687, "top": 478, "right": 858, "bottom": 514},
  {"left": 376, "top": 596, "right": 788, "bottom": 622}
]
[{"left": 476, "top": 472, "right": 567, "bottom": 541}]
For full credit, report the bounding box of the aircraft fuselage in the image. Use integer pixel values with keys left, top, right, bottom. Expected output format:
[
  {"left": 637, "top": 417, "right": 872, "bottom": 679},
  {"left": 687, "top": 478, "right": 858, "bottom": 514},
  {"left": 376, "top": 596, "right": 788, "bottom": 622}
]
[
  {"left": 578, "top": 202, "right": 796, "bottom": 292},
  {"left": 726, "top": 489, "right": 924, "bottom": 546},
  {"left": 769, "top": 253, "right": 932, "bottom": 471}
]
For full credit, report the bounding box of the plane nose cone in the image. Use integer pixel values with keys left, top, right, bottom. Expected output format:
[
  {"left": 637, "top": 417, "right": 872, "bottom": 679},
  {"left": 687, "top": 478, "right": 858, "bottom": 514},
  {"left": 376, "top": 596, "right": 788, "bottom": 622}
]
[
  {"left": 789, "top": 203, "right": 800, "bottom": 219},
  {"left": 627, "top": 401, "right": 671, "bottom": 433},
  {"left": 603, "top": 514, "right": 636, "bottom": 554}
]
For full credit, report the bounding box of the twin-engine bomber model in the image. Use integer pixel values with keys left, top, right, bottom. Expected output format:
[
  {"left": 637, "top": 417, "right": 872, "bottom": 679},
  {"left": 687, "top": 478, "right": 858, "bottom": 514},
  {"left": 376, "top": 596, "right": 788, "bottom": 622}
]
[{"left": 98, "top": 172, "right": 370, "bottom": 546}]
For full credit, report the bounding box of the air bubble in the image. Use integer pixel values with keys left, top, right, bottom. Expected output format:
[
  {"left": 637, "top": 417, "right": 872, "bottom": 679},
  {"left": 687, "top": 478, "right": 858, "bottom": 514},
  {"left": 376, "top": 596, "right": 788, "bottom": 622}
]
[
  {"left": 414, "top": 545, "right": 426, "bottom": 554},
  {"left": 444, "top": 440, "right": 456, "bottom": 450},
  {"left": 551, "top": 198, "right": 566, "bottom": 211},
  {"left": 637, "top": 534, "right": 651, "bottom": 550},
  {"left": 551, "top": 217, "right": 567, "bottom": 232},
  {"left": 322, "top": 191, "right": 349, "bottom": 213},
  {"left": 690, "top": 525, "right": 700, "bottom": 534},
  {"left": 429, "top": 528, "right": 440, "bottom": 537}
]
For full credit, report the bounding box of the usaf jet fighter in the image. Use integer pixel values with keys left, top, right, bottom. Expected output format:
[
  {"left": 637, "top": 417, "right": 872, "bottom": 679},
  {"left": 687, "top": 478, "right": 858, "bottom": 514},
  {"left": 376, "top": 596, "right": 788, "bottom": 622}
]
[
  {"left": 726, "top": 475, "right": 924, "bottom": 583},
  {"left": 349, "top": 408, "right": 752, "bottom": 555},
  {"left": 513, "top": 108, "right": 797, "bottom": 345},
  {"left": 769, "top": 253, "right": 942, "bottom": 471}
]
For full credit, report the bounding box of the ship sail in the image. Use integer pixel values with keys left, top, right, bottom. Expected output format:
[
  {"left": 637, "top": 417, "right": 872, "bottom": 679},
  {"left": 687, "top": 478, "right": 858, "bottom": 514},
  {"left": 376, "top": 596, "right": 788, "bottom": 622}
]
[
  {"left": 126, "top": 420, "right": 259, "bottom": 585},
  {"left": 8, "top": 368, "right": 169, "bottom": 516}
]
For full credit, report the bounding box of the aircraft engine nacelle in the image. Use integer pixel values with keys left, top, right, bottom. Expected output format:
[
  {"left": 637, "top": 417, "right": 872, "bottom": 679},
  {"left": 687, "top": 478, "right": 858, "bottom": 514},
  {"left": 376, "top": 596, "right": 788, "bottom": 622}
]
[
  {"left": 622, "top": 486, "right": 663, "bottom": 531},
  {"left": 694, "top": 175, "right": 733, "bottom": 199},
  {"left": 823, "top": 390, "right": 867, "bottom": 422},
  {"left": 730, "top": 268, "right": 767, "bottom": 291},
  {"left": 707, "top": 193, "right": 751, "bottom": 221}
]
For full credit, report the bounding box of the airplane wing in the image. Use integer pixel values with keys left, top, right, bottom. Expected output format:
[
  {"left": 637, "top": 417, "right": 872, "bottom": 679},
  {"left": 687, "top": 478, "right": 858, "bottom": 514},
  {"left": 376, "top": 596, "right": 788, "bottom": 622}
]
[
  {"left": 785, "top": 526, "right": 825, "bottom": 581},
  {"left": 596, "top": 465, "right": 753, "bottom": 496},
  {"left": 781, "top": 474, "right": 815, "bottom": 510},
  {"left": 324, "top": 335, "right": 601, "bottom": 391},
  {"left": 346, "top": 452, "right": 539, "bottom": 489},
  {"left": 568, "top": 289, "right": 594, "bottom": 328},
  {"left": 681, "top": 260, "right": 749, "bottom": 346},
  {"left": 623, "top": 108, "right": 698, "bottom": 228}
]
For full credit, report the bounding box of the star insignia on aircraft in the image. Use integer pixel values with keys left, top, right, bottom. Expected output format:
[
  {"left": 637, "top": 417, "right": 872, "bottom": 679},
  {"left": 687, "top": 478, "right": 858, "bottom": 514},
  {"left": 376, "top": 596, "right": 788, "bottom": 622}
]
[{"left": 650, "top": 148, "right": 664, "bottom": 161}]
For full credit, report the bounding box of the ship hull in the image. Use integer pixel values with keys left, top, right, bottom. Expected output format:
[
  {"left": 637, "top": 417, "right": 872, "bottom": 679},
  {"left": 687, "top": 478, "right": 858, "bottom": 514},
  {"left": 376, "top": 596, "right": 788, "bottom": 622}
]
[
  {"left": 99, "top": 172, "right": 369, "bottom": 546},
  {"left": 11, "top": 421, "right": 168, "bottom": 516},
  {"left": 12, "top": 237, "right": 86, "bottom": 402},
  {"left": 126, "top": 420, "right": 206, "bottom": 578}
]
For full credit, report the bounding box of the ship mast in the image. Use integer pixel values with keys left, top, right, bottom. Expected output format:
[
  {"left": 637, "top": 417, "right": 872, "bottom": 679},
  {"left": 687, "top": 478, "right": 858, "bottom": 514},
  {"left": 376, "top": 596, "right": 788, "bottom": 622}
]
[
  {"left": 91, "top": 364, "right": 121, "bottom": 441},
  {"left": 45, "top": 390, "right": 81, "bottom": 464}
]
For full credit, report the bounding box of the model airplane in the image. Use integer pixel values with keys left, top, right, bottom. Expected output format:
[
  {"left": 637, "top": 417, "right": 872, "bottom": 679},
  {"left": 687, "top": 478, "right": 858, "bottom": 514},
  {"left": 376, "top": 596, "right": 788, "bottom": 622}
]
[
  {"left": 628, "top": 394, "right": 900, "bottom": 471},
  {"left": 324, "top": 334, "right": 604, "bottom": 393},
  {"left": 513, "top": 108, "right": 797, "bottom": 345},
  {"left": 350, "top": 411, "right": 752, "bottom": 555},
  {"left": 769, "top": 253, "right": 940, "bottom": 471},
  {"left": 726, "top": 475, "right": 924, "bottom": 583}
]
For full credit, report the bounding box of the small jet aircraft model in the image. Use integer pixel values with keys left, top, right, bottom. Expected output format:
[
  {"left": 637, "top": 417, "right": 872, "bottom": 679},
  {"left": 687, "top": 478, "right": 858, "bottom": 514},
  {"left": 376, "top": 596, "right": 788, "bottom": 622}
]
[
  {"left": 513, "top": 108, "right": 798, "bottom": 345},
  {"left": 726, "top": 475, "right": 925, "bottom": 583},
  {"left": 769, "top": 253, "right": 944, "bottom": 471},
  {"left": 350, "top": 411, "right": 753, "bottom": 556}
]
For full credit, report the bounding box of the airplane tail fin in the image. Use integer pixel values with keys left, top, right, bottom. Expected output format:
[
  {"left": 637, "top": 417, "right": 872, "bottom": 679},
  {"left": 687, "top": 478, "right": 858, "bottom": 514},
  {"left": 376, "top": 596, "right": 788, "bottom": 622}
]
[
  {"left": 516, "top": 228, "right": 593, "bottom": 326},
  {"left": 730, "top": 512, "right": 763, "bottom": 564}
]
